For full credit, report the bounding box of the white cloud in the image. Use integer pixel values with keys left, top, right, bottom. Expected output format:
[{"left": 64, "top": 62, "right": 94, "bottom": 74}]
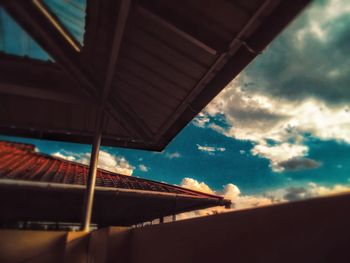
[
  {"left": 51, "top": 150, "right": 135, "bottom": 176},
  {"left": 307, "top": 183, "right": 350, "bottom": 197},
  {"left": 180, "top": 178, "right": 274, "bottom": 211},
  {"left": 192, "top": 112, "right": 210, "bottom": 128},
  {"left": 164, "top": 151, "right": 181, "bottom": 159},
  {"left": 178, "top": 178, "right": 274, "bottom": 220},
  {"left": 180, "top": 178, "right": 215, "bottom": 194},
  {"left": 139, "top": 164, "right": 149, "bottom": 172},
  {"left": 220, "top": 183, "right": 240, "bottom": 200},
  {"left": 200, "top": 77, "right": 350, "bottom": 171},
  {"left": 192, "top": 0, "right": 350, "bottom": 172},
  {"left": 220, "top": 183, "right": 274, "bottom": 210},
  {"left": 177, "top": 177, "right": 350, "bottom": 221},
  {"left": 251, "top": 142, "right": 309, "bottom": 172},
  {"left": 267, "top": 182, "right": 350, "bottom": 202},
  {"left": 52, "top": 151, "right": 76, "bottom": 161},
  {"left": 196, "top": 144, "right": 226, "bottom": 155}
]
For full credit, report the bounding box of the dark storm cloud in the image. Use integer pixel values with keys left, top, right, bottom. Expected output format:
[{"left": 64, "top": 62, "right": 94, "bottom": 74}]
[
  {"left": 241, "top": 2, "right": 350, "bottom": 105},
  {"left": 225, "top": 106, "right": 288, "bottom": 124},
  {"left": 283, "top": 186, "right": 309, "bottom": 201},
  {"left": 278, "top": 157, "right": 322, "bottom": 172}
]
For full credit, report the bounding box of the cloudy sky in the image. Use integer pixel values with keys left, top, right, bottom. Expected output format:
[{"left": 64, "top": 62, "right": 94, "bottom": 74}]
[{"left": 1, "top": 0, "right": 350, "bottom": 214}]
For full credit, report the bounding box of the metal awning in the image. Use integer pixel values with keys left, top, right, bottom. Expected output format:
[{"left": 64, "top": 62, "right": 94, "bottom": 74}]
[
  {"left": 0, "top": 0, "right": 311, "bottom": 151},
  {"left": 0, "top": 180, "right": 227, "bottom": 226}
]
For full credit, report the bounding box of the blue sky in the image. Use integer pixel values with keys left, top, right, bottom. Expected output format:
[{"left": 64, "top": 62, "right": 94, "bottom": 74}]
[{"left": 1, "top": 0, "right": 350, "bottom": 210}]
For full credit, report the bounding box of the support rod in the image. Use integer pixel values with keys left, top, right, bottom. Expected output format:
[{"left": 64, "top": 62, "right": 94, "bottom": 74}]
[
  {"left": 81, "top": 111, "right": 104, "bottom": 232},
  {"left": 81, "top": 0, "right": 132, "bottom": 231}
]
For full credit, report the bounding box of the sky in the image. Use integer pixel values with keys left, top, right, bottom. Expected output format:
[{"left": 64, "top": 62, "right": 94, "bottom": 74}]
[{"left": 1, "top": 0, "right": 350, "bottom": 214}]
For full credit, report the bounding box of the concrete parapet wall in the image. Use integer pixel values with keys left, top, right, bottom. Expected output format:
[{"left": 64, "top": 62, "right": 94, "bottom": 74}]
[
  {"left": 1, "top": 193, "right": 350, "bottom": 262},
  {"left": 127, "top": 193, "right": 350, "bottom": 263}
]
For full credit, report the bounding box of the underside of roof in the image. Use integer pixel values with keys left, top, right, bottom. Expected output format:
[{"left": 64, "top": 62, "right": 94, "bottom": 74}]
[
  {"left": 0, "top": 180, "right": 224, "bottom": 226},
  {"left": 0, "top": 0, "right": 311, "bottom": 151},
  {"left": 0, "top": 140, "right": 229, "bottom": 225}
]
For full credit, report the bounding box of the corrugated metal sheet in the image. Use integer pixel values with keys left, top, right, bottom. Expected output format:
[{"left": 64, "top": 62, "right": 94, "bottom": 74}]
[
  {"left": 0, "top": 7, "right": 50, "bottom": 60},
  {"left": 0, "top": 0, "right": 311, "bottom": 150},
  {"left": 43, "top": 0, "right": 86, "bottom": 45}
]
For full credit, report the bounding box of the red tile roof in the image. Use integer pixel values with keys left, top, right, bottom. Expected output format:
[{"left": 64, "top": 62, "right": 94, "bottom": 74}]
[{"left": 0, "top": 140, "right": 222, "bottom": 199}]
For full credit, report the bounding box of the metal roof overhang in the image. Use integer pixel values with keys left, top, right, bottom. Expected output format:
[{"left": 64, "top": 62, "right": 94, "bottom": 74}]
[
  {"left": 0, "top": 180, "right": 229, "bottom": 226},
  {"left": 0, "top": 0, "right": 311, "bottom": 151}
]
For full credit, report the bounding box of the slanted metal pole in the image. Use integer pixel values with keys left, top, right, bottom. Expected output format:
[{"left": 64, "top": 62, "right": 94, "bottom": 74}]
[
  {"left": 80, "top": 0, "right": 131, "bottom": 231},
  {"left": 81, "top": 111, "right": 104, "bottom": 232}
]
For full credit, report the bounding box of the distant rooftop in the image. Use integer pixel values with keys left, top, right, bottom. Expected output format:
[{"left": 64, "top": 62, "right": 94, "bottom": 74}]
[
  {"left": 0, "top": 140, "right": 229, "bottom": 225},
  {"left": 0, "top": 140, "right": 222, "bottom": 196}
]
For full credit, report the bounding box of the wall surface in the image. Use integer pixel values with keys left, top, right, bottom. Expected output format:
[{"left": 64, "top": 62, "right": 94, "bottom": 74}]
[
  {"left": 1, "top": 193, "right": 350, "bottom": 262},
  {"left": 0, "top": 227, "right": 129, "bottom": 263},
  {"left": 0, "top": 229, "right": 67, "bottom": 263},
  {"left": 127, "top": 193, "right": 350, "bottom": 263}
]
